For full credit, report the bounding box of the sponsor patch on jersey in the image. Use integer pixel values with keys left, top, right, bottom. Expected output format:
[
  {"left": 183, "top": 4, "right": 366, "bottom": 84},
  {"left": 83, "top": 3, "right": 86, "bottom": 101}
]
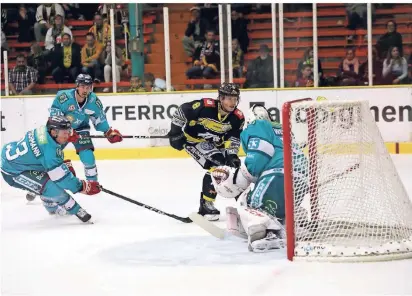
[
  {"left": 189, "top": 120, "right": 196, "bottom": 126},
  {"left": 56, "top": 147, "right": 63, "bottom": 159},
  {"left": 66, "top": 115, "right": 74, "bottom": 122},
  {"left": 68, "top": 105, "right": 75, "bottom": 111},
  {"left": 192, "top": 102, "right": 201, "bottom": 110},
  {"left": 198, "top": 118, "right": 232, "bottom": 133},
  {"left": 234, "top": 109, "right": 244, "bottom": 119},
  {"left": 84, "top": 109, "right": 95, "bottom": 115},
  {"left": 36, "top": 127, "right": 48, "bottom": 145},
  {"left": 203, "top": 98, "right": 216, "bottom": 107},
  {"left": 58, "top": 93, "right": 68, "bottom": 104},
  {"left": 200, "top": 141, "right": 215, "bottom": 151}
]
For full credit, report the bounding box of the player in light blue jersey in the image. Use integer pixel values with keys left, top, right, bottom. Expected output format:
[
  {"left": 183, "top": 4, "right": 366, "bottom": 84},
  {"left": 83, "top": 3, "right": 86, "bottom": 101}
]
[
  {"left": 211, "top": 105, "right": 308, "bottom": 252},
  {"left": 1, "top": 116, "right": 102, "bottom": 222},
  {"left": 49, "top": 74, "right": 123, "bottom": 182}
]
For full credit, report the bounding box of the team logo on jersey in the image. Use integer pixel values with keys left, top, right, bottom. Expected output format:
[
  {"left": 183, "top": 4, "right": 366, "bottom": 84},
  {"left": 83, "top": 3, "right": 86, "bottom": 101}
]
[
  {"left": 192, "top": 102, "right": 201, "bottom": 110},
  {"left": 198, "top": 118, "right": 232, "bottom": 133},
  {"left": 68, "top": 105, "right": 75, "bottom": 111},
  {"left": 58, "top": 93, "right": 69, "bottom": 104}
]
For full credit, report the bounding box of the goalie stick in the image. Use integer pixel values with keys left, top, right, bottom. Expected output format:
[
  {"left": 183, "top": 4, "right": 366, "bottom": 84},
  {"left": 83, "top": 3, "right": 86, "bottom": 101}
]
[
  {"left": 100, "top": 187, "right": 192, "bottom": 223},
  {"left": 188, "top": 212, "right": 226, "bottom": 239}
]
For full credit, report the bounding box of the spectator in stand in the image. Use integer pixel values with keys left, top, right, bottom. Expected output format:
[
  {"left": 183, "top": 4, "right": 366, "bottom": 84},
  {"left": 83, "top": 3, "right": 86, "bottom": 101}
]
[
  {"left": 143, "top": 72, "right": 175, "bottom": 92},
  {"left": 8, "top": 53, "right": 38, "bottom": 95},
  {"left": 337, "top": 48, "right": 360, "bottom": 86},
  {"left": 17, "top": 5, "right": 35, "bottom": 43},
  {"left": 101, "top": 39, "right": 124, "bottom": 92},
  {"left": 62, "top": 4, "right": 85, "bottom": 21},
  {"left": 51, "top": 33, "right": 81, "bottom": 83},
  {"left": 198, "top": 4, "right": 218, "bottom": 33},
  {"left": 89, "top": 13, "right": 111, "bottom": 47},
  {"left": 297, "top": 48, "right": 324, "bottom": 86},
  {"left": 129, "top": 76, "right": 146, "bottom": 92},
  {"left": 376, "top": 20, "right": 403, "bottom": 59},
  {"left": 186, "top": 29, "right": 220, "bottom": 80},
  {"left": 345, "top": 4, "right": 375, "bottom": 42},
  {"left": 27, "top": 43, "right": 47, "bottom": 84},
  {"left": 244, "top": 44, "right": 274, "bottom": 88},
  {"left": 81, "top": 32, "right": 103, "bottom": 81},
  {"left": 359, "top": 46, "right": 383, "bottom": 85},
  {"left": 182, "top": 6, "right": 210, "bottom": 57},
  {"left": 295, "top": 65, "right": 314, "bottom": 88},
  {"left": 382, "top": 46, "right": 408, "bottom": 85},
  {"left": 232, "top": 38, "right": 244, "bottom": 78},
  {"left": 45, "top": 14, "right": 73, "bottom": 54},
  {"left": 231, "top": 9, "right": 249, "bottom": 53},
  {"left": 34, "top": 4, "right": 65, "bottom": 42}
]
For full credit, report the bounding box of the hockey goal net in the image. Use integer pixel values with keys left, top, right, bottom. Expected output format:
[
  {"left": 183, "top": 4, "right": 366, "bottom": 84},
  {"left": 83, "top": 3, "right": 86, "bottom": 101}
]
[{"left": 282, "top": 98, "right": 412, "bottom": 262}]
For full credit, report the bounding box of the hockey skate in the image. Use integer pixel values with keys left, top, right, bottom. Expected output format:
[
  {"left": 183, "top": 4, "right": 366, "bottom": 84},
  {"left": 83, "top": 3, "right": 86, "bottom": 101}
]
[
  {"left": 248, "top": 229, "right": 285, "bottom": 253},
  {"left": 198, "top": 195, "right": 220, "bottom": 221}
]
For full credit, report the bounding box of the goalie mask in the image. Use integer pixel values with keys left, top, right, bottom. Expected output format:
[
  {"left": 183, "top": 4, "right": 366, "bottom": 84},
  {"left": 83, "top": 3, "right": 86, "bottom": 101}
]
[{"left": 245, "top": 104, "right": 272, "bottom": 129}]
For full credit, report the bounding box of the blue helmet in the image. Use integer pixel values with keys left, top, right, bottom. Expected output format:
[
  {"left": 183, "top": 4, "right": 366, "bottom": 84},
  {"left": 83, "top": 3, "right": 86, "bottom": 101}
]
[{"left": 75, "top": 74, "right": 93, "bottom": 86}]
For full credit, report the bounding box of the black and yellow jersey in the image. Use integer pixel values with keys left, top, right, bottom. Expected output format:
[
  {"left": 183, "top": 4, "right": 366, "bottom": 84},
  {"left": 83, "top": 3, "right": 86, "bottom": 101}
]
[{"left": 170, "top": 98, "right": 245, "bottom": 155}]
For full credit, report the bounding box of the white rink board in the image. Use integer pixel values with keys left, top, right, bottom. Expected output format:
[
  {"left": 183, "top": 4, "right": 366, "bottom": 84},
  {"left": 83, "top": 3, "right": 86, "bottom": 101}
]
[{"left": 1, "top": 87, "right": 411, "bottom": 147}]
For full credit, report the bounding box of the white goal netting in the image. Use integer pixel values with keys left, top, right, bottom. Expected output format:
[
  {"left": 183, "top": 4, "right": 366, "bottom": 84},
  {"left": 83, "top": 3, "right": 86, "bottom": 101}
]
[{"left": 283, "top": 99, "right": 412, "bottom": 262}]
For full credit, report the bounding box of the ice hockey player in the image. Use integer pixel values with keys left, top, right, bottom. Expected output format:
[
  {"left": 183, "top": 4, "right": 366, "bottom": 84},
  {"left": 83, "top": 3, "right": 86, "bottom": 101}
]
[
  {"left": 50, "top": 74, "right": 122, "bottom": 180},
  {"left": 211, "top": 105, "right": 291, "bottom": 252},
  {"left": 167, "top": 83, "right": 245, "bottom": 221},
  {"left": 1, "top": 116, "right": 101, "bottom": 222}
]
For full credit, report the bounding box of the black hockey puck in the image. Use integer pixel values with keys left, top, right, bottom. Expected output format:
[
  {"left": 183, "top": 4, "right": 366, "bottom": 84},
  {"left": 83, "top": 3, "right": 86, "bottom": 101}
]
[{"left": 26, "top": 193, "right": 36, "bottom": 202}]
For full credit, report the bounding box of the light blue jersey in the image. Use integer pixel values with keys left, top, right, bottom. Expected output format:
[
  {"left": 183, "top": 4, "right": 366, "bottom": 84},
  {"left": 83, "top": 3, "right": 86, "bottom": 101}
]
[
  {"left": 241, "top": 119, "right": 284, "bottom": 178},
  {"left": 1, "top": 126, "right": 82, "bottom": 194},
  {"left": 50, "top": 89, "right": 110, "bottom": 133}
]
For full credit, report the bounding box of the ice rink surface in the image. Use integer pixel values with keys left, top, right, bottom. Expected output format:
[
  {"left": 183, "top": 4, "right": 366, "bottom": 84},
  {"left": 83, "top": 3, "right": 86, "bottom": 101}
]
[{"left": 2, "top": 155, "right": 412, "bottom": 296}]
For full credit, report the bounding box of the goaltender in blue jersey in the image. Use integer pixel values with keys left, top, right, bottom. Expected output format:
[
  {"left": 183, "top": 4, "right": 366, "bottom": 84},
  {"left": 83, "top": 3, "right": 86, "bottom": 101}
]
[
  {"left": 1, "top": 116, "right": 102, "bottom": 222},
  {"left": 211, "top": 104, "right": 308, "bottom": 252},
  {"left": 49, "top": 74, "right": 123, "bottom": 182}
]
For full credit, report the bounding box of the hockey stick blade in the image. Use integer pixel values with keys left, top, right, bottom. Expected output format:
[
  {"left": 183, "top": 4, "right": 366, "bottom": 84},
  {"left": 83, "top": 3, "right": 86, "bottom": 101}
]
[
  {"left": 188, "top": 212, "right": 226, "bottom": 239},
  {"left": 100, "top": 187, "right": 192, "bottom": 223},
  {"left": 88, "top": 135, "right": 168, "bottom": 139}
]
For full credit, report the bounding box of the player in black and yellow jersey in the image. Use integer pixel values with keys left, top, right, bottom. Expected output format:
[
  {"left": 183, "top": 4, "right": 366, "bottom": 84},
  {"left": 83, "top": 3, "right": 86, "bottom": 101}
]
[{"left": 168, "top": 83, "right": 245, "bottom": 221}]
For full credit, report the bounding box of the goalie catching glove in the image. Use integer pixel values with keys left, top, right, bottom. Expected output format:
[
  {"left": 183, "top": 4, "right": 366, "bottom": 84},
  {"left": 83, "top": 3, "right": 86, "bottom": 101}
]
[{"left": 211, "top": 164, "right": 256, "bottom": 199}]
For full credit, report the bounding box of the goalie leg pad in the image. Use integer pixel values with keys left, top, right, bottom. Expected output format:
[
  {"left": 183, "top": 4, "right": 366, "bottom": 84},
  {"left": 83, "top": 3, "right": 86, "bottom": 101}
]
[{"left": 226, "top": 206, "right": 247, "bottom": 239}]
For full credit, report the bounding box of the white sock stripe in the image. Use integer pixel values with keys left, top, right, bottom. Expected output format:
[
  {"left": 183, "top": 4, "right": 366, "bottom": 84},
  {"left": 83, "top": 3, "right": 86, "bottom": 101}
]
[{"left": 85, "top": 167, "right": 97, "bottom": 177}]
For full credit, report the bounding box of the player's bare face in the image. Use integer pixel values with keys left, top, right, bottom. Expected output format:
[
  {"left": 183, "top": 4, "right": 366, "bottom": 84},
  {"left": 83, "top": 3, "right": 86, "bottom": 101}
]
[
  {"left": 55, "top": 129, "right": 71, "bottom": 145},
  {"left": 221, "top": 95, "right": 238, "bottom": 112},
  {"left": 77, "top": 84, "right": 92, "bottom": 100}
]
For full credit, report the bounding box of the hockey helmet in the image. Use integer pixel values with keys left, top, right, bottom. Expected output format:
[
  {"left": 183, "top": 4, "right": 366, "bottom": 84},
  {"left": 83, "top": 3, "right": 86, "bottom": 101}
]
[
  {"left": 218, "top": 82, "right": 240, "bottom": 98},
  {"left": 75, "top": 74, "right": 93, "bottom": 87},
  {"left": 46, "top": 115, "right": 72, "bottom": 133}
]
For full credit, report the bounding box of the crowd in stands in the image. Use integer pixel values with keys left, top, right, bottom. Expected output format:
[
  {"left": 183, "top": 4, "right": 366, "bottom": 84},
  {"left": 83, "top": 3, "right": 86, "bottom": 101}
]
[{"left": 1, "top": 3, "right": 411, "bottom": 95}]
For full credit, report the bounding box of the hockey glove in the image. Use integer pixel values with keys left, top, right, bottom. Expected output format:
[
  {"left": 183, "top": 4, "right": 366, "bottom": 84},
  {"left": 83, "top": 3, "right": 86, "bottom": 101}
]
[
  {"left": 67, "top": 129, "right": 80, "bottom": 143},
  {"left": 64, "top": 160, "right": 76, "bottom": 176},
  {"left": 226, "top": 154, "right": 241, "bottom": 168},
  {"left": 81, "top": 180, "right": 101, "bottom": 195},
  {"left": 168, "top": 131, "right": 186, "bottom": 151},
  {"left": 105, "top": 128, "right": 123, "bottom": 143}
]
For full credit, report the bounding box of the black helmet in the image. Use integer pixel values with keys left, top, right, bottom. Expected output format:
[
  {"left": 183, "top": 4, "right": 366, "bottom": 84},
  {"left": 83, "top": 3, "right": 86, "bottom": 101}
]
[
  {"left": 218, "top": 82, "right": 240, "bottom": 98},
  {"left": 75, "top": 74, "right": 93, "bottom": 86},
  {"left": 46, "top": 116, "right": 72, "bottom": 133}
]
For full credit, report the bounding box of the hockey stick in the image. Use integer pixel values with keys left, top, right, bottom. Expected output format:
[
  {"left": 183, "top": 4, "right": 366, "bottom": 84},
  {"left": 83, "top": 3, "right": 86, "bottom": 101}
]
[
  {"left": 100, "top": 187, "right": 192, "bottom": 223},
  {"left": 188, "top": 212, "right": 226, "bottom": 239},
  {"left": 319, "top": 163, "right": 360, "bottom": 187},
  {"left": 88, "top": 135, "right": 169, "bottom": 139}
]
